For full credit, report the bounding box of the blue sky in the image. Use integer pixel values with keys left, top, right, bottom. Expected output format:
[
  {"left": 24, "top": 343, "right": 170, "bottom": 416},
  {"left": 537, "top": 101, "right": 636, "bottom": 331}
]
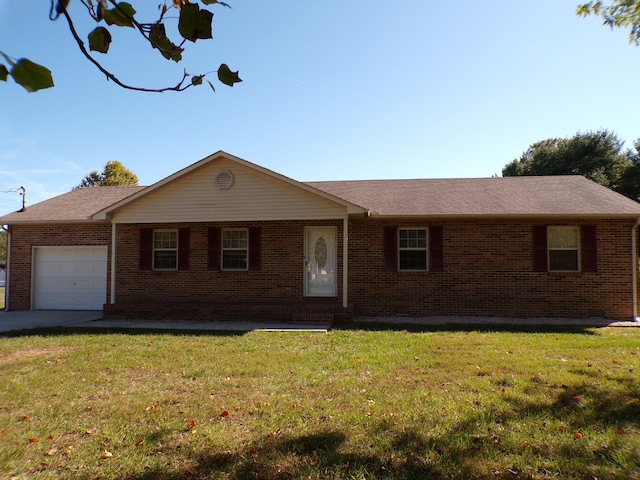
[{"left": 1, "top": 1, "right": 639, "bottom": 215}]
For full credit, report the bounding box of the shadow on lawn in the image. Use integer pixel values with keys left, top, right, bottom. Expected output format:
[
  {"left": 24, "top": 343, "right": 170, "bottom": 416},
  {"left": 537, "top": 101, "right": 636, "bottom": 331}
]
[
  {"left": 124, "top": 377, "right": 639, "bottom": 480},
  {"left": 0, "top": 326, "right": 249, "bottom": 339},
  {"left": 335, "top": 321, "right": 601, "bottom": 335}
]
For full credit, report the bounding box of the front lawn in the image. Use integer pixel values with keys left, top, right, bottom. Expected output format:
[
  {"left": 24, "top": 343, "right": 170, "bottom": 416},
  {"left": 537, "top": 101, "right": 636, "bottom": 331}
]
[{"left": 0, "top": 326, "right": 638, "bottom": 479}]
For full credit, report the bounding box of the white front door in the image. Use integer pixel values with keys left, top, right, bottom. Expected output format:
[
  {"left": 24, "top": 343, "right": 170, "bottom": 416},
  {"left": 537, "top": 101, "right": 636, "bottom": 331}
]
[{"left": 304, "top": 227, "right": 337, "bottom": 297}]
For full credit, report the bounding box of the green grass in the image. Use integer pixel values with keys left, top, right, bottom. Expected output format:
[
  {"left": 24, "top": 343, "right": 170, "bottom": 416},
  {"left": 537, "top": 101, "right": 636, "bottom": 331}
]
[
  {"left": 0, "top": 287, "right": 4, "bottom": 310},
  {"left": 0, "top": 326, "right": 638, "bottom": 479}
]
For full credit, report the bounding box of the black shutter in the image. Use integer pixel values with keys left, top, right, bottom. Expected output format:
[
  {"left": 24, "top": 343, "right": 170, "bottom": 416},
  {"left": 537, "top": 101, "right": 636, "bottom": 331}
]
[
  {"left": 581, "top": 225, "right": 597, "bottom": 273},
  {"left": 207, "top": 227, "right": 220, "bottom": 271},
  {"left": 248, "top": 227, "right": 262, "bottom": 271},
  {"left": 178, "top": 228, "right": 190, "bottom": 271},
  {"left": 429, "top": 226, "right": 444, "bottom": 272},
  {"left": 532, "top": 225, "right": 548, "bottom": 272},
  {"left": 383, "top": 226, "right": 397, "bottom": 271},
  {"left": 139, "top": 228, "right": 153, "bottom": 270}
]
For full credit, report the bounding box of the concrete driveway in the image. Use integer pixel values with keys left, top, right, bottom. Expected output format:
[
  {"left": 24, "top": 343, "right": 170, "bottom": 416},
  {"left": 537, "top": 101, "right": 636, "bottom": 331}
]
[
  {"left": 0, "top": 310, "right": 331, "bottom": 333},
  {"left": 0, "top": 310, "right": 104, "bottom": 333}
]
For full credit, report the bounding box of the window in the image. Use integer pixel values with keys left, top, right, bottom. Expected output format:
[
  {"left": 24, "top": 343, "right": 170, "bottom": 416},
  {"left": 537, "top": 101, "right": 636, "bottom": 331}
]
[
  {"left": 153, "top": 230, "right": 178, "bottom": 270},
  {"left": 222, "top": 229, "right": 248, "bottom": 270},
  {"left": 398, "top": 228, "right": 428, "bottom": 271},
  {"left": 547, "top": 226, "right": 579, "bottom": 272}
]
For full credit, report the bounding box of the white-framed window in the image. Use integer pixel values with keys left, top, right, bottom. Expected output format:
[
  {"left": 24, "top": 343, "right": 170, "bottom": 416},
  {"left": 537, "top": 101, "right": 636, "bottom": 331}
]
[
  {"left": 398, "top": 228, "right": 428, "bottom": 271},
  {"left": 153, "top": 230, "right": 178, "bottom": 270},
  {"left": 548, "top": 226, "right": 580, "bottom": 272},
  {"left": 222, "top": 229, "right": 248, "bottom": 270}
]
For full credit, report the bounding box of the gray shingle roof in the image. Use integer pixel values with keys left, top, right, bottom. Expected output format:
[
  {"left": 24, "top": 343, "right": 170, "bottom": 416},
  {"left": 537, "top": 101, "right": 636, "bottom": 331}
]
[
  {"left": 0, "top": 186, "right": 145, "bottom": 223},
  {"left": 306, "top": 175, "right": 640, "bottom": 217},
  {"left": 2, "top": 175, "right": 639, "bottom": 225}
]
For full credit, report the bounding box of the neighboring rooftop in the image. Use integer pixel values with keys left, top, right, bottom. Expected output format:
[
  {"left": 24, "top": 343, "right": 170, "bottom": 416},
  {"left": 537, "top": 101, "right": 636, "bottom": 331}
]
[{"left": 0, "top": 186, "right": 145, "bottom": 223}]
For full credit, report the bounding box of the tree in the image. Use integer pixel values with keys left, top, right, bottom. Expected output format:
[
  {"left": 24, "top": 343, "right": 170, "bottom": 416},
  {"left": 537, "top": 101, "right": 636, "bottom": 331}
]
[
  {"left": 74, "top": 160, "right": 139, "bottom": 189},
  {"left": 0, "top": 0, "right": 241, "bottom": 93},
  {"left": 577, "top": 1, "right": 640, "bottom": 45},
  {"left": 502, "top": 130, "right": 640, "bottom": 201}
]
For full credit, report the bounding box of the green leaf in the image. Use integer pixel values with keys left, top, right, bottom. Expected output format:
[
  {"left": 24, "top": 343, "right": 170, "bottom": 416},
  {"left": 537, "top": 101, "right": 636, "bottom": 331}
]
[
  {"left": 11, "top": 58, "right": 54, "bottom": 92},
  {"left": 88, "top": 27, "right": 112, "bottom": 54},
  {"left": 178, "top": 3, "right": 213, "bottom": 42},
  {"left": 0, "top": 64, "right": 8, "bottom": 82},
  {"left": 217, "top": 63, "right": 242, "bottom": 87},
  {"left": 200, "top": 0, "right": 231, "bottom": 6},
  {"left": 103, "top": 2, "right": 136, "bottom": 28},
  {"left": 191, "top": 75, "right": 203, "bottom": 86},
  {"left": 149, "top": 24, "right": 183, "bottom": 62}
]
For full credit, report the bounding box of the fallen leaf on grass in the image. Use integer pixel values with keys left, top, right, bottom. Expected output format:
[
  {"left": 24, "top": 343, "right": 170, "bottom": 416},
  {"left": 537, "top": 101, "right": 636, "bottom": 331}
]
[
  {"left": 136, "top": 439, "right": 145, "bottom": 446},
  {"left": 101, "top": 450, "right": 113, "bottom": 458},
  {"left": 219, "top": 410, "right": 229, "bottom": 419},
  {"left": 46, "top": 447, "right": 58, "bottom": 456},
  {"left": 617, "top": 428, "right": 627, "bottom": 435},
  {"left": 574, "top": 431, "right": 583, "bottom": 439},
  {"left": 28, "top": 437, "right": 40, "bottom": 444}
]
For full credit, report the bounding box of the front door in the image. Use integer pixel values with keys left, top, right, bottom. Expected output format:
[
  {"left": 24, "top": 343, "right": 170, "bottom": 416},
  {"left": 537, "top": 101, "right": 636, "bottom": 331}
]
[{"left": 304, "top": 227, "right": 337, "bottom": 297}]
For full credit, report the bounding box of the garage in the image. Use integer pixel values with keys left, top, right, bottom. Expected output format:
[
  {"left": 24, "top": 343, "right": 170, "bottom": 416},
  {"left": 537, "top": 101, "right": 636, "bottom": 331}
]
[{"left": 33, "top": 246, "right": 108, "bottom": 310}]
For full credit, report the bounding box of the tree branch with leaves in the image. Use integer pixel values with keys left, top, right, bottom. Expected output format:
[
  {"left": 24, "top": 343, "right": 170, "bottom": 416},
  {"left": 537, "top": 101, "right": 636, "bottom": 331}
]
[
  {"left": 0, "top": 0, "right": 241, "bottom": 93},
  {"left": 577, "top": 1, "right": 640, "bottom": 44}
]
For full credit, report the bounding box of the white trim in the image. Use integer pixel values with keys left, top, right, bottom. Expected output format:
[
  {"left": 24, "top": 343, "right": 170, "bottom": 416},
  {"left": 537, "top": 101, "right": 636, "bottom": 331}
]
[
  {"left": 152, "top": 229, "right": 179, "bottom": 271},
  {"left": 221, "top": 228, "right": 249, "bottom": 271},
  {"left": 547, "top": 226, "right": 581, "bottom": 273}
]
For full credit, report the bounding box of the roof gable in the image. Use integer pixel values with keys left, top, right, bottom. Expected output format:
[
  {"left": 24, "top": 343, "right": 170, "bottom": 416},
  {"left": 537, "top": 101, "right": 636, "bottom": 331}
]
[{"left": 96, "top": 151, "right": 364, "bottom": 223}]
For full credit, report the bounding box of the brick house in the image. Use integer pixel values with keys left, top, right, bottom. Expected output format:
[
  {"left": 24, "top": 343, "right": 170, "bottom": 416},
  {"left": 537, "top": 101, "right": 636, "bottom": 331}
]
[{"left": 2, "top": 151, "right": 640, "bottom": 324}]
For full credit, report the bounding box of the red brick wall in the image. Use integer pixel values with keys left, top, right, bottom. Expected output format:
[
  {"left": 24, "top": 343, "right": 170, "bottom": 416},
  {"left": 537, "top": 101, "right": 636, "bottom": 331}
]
[
  {"left": 7, "top": 218, "right": 639, "bottom": 320},
  {"left": 113, "top": 220, "right": 344, "bottom": 304},
  {"left": 347, "top": 218, "right": 638, "bottom": 319},
  {"left": 6, "top": 223, "right": 112, "bottom": 310}
]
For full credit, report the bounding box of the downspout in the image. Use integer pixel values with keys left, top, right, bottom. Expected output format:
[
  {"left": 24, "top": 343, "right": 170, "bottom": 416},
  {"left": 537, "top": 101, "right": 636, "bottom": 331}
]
[
  {"left": 1, "top": 225, "right": 8, "bottom": 311},
  {"left": 343, "top": 217, "right": 348, "bottom": 309},
  {"left": 632, "top": 218, "right": 640, "bottom": 322}
]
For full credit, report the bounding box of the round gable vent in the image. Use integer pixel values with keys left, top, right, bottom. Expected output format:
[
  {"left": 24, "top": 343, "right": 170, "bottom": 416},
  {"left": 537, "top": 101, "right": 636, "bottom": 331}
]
[{"left": 215, "top": 170, "right": 234, "bottom": 190}]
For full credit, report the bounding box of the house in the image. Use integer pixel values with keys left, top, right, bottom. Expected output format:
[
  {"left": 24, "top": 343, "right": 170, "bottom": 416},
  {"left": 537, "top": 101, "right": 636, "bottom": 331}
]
[{"left": 2, "top": 151, "right": 640, "bottom": 324}]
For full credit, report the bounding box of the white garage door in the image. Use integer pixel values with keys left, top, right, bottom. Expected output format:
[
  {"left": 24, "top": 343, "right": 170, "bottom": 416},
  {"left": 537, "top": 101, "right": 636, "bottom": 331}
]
[{"left": 33, "top": 247, "right": 108, "bottom": 310}]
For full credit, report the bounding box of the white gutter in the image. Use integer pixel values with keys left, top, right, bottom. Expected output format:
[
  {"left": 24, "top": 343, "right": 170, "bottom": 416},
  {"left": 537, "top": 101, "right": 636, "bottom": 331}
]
[
  {"left": 632, "top": 218, "right": 640, "bottom": 322},
  {"left": 1, "top": 225, "right": 8, "bottom": 311}
]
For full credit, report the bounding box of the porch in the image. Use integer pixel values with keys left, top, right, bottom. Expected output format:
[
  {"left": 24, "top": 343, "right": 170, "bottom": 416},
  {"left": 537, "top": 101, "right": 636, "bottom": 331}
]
[{"left": 103, "top": 300, "right": 354, "bottom": 325}]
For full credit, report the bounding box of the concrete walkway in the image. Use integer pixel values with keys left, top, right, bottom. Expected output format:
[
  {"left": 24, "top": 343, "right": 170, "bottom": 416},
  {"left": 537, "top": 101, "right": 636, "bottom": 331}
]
[
  {"left": 0, "top": 310, "right": 331, "bottom": 334},
  {"left": 0, "top": 310, "right": 638, "bottom": 335}
]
